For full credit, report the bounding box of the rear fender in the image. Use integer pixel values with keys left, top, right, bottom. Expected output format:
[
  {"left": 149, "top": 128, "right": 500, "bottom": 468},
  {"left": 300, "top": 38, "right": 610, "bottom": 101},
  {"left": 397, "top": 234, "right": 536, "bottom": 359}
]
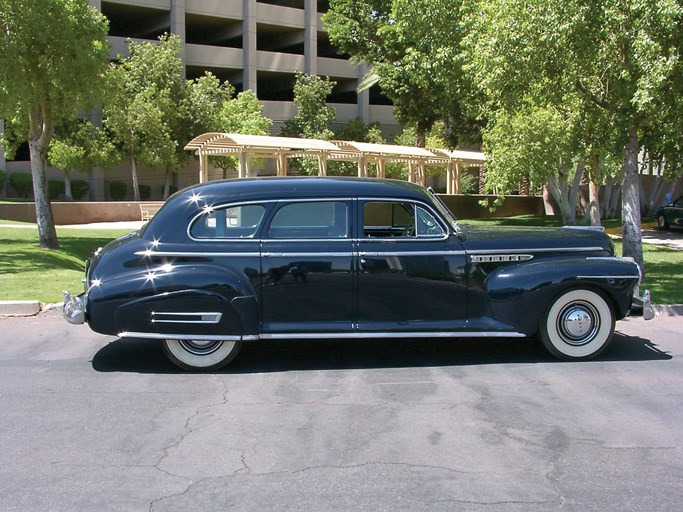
[{"left": 86, "top": 264, "right": 258, "bottom": 337}]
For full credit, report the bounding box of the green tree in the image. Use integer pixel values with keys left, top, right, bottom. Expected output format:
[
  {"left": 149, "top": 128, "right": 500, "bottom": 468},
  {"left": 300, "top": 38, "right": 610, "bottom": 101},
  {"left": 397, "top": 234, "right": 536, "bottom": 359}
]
[
  {"left": 323, "top": 0, "right": 478, "bottom": 147},
  {"left": 48, "top": 118, "right": 118, "bottom": 200},
  {"left": 0, "top": 0, "right": 109, "bottom": 248},
  {"left": 212, "top": 89, "right": 272, "bottom": 177},
  {"left": 280, "top": 72, "right": 336, "bottom": 176},
  {"left": 464, "top": 0, "right": 683, "bottom": 277},
  {"left": 183, "top": 73, "right": 272, "bottom": 178},
  {"left": 104, "top": 34, "right": 184, "bottom": 201}
]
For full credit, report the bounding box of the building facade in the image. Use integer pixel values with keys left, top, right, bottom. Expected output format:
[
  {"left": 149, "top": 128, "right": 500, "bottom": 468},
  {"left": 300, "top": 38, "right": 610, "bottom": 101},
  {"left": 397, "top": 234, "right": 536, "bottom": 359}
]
[{"left": 1, "top": 0, "right": 399, "bottom": 200}]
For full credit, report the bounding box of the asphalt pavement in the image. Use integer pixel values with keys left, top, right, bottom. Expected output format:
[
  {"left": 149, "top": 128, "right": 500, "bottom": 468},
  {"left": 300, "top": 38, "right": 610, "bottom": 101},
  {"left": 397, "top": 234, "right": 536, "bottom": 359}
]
[{"left": 0, "top": 312, "right": 681, "bottom": 511}]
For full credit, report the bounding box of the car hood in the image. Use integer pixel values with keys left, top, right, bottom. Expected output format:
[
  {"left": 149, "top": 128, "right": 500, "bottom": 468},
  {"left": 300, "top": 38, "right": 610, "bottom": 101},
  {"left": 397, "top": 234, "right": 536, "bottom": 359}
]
[{"left": 459, "top": 224, "right": 614, "bottom": 255}]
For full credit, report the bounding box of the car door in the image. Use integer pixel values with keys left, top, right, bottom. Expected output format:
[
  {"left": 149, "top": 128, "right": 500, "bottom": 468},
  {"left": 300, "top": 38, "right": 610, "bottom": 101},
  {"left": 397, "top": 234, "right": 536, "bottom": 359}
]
[
  {"left": 259, "top": 199, "right": 355, "bottom": 336},
  {"left": 356, "top": 198, "right": 468, "bottom": 334}
]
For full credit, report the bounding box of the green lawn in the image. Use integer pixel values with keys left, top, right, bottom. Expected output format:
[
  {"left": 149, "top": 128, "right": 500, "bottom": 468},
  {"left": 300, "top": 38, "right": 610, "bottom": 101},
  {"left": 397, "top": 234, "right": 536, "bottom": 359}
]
[
  {"left": 1, "top": 216, "right": 681, "bottom": 304},
  {"left": 0, "top": 225, "right": 131, "bottom": 303}
]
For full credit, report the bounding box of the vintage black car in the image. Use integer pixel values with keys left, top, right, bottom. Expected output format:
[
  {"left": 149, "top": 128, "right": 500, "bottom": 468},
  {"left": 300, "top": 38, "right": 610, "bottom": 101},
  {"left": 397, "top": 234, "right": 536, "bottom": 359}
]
[
  {"left": 656, "top": 194, "right": 683, "bottom": 230},
  {"left": 64, "top": 177, "right": 654, "bottom": 371}
]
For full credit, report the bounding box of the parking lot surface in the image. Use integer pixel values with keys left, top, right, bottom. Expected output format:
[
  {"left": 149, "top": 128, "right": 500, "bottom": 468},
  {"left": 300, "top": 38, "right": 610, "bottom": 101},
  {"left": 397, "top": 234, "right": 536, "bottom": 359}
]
[{"left": 0, "top": 313, "right": 681, "bottom": 511}]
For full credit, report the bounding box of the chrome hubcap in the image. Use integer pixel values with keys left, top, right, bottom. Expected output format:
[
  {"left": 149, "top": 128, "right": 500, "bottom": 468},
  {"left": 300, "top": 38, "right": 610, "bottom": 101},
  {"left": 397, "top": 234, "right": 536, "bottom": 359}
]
[
  {"left": 557, "top": 301, "right": 599, "bottom": 346},
  {"left": 179, "top": 340, "right": 223, "bottom": 356}
]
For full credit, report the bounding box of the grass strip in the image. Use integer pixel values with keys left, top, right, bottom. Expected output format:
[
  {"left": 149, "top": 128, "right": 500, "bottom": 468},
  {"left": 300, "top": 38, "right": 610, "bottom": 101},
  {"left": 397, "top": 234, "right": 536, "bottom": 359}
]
[{"left": 1, "top": 216, "right": 681, "bottom": 304}]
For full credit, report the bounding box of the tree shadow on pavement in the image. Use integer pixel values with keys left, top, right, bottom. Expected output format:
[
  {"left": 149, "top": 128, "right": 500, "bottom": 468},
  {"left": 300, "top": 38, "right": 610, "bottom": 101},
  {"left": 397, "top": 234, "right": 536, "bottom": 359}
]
[{"left": 91, "top": 331, "right": 671, "bottom": 375}]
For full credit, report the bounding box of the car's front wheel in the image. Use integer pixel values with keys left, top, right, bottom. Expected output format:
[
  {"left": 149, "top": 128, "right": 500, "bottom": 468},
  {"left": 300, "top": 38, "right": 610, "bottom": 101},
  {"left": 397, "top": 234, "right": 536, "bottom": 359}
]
[
  {"left": 163, "top": 339, "right": 242, "bottom": 371},
  {"left": 539, "top": 289, "right": 615, "bottom": 361},
  {"left": 657, "top": 214, "right": 670, "bottom": 230}
]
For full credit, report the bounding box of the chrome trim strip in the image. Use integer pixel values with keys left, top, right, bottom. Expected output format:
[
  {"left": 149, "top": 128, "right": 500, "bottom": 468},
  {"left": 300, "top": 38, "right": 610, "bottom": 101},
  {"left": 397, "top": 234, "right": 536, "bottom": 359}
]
[
  {"left": 262, "top": 238, "right": 351, "bottom": 243},
  {"left": 259, "top": 331, "right": 526, "bottom": 340},
  {"left": 135, "top": 251, "right": 260, "bottom": 258},
  {"left": 119, "top": 330, "right": 526, "bottom": 341},
  {"left": 151, "top": 312, "right": 223, "bottom": 324},
  {"left": 263, "top": 252, "right": 353, "bottom": 258},
  {"left": 119, "top": 332, "right": 241, "bottom": 341},
  {"left": 471, "top": 254, "right": 533, "bottom": 263},
  {"left": 359, "top": 250, "right": 466, "bottom": 257},
  {"left": 470, "top": 246, "right": 605, "bottom": 255},
  {"left": 576, "top": 275, "right": 640, "bottom": 280}
]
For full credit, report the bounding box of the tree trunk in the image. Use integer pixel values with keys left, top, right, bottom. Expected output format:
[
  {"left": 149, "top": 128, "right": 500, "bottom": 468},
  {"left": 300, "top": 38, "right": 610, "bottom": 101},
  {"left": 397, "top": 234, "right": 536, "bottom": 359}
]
[
  {"left": 64, "top": 172, "right": 73, "bottom": 202},
  {"left": 547, "top": 162, "right": 582, "bottom": 225},
  {"left": 163, "top": 167, "right": 171, "bottom": 200},
  {"left": 28, "top": 104, "right": 59, "bottom": 249},
  {"left": 588, "top": 153, "right": 601, "bottom": 226},
  {"left": 608, "top": 182, "right": 621, "bottom": 218},
  {"left": 621, "top": 128, "right": 644, "bottom": 280},
  {"left": 131, "top": 157, "right": 140, "bottom": 201}
]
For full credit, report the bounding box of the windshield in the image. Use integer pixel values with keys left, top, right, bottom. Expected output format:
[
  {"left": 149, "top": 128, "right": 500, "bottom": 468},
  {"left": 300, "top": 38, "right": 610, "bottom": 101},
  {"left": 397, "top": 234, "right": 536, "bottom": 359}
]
[{"left": 428, "top": 187, "right": 460, "bottom": 233}]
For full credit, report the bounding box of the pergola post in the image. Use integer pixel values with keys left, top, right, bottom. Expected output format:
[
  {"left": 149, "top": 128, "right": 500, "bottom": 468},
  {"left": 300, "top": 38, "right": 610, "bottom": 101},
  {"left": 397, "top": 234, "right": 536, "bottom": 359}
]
[
  {"left": 377, "top": 159, "right": 386, "bottom": 178},
  {"left": 276, "top": 153, "right": 288, "bottom": 176},
  {"left": 239, "top": 150, "right": 250, "bottom": 178},
  {"left": 408, "top": 162, "right": 415, "bottom": 183},
  {"left": 317, "top": 153, "right": 328, "bottom": 176},
  {"left": 454, "top": 162, "right": 461, "bottom": 194},
  {"left": 357, "top": 156, "right": 367, "bottom": 177},
  {"left": 446, "top": 161, "right": 454, "bottom": 194},
  {"left": 199, "top": 152, "right": 209, "bottom": 183}
]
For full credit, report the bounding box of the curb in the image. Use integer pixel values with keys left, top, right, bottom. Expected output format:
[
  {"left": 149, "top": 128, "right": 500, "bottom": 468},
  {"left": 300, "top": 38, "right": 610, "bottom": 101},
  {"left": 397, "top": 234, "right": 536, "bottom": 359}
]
[
  {"left": 0, "top": 300, "right": 41, "bottom": 317},
  {"left": 653, "top": 304, "right": 683, "bottom": 316}
]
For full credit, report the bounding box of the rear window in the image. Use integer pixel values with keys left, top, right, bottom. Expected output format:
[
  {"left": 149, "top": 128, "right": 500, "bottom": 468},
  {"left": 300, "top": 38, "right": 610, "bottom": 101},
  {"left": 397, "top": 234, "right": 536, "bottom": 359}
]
[
  {"left": 268, "top": 201, "right": 348, "bottom": 239},
  {"left": 190, "top": 204, "right": 265, "bottom": 239}
]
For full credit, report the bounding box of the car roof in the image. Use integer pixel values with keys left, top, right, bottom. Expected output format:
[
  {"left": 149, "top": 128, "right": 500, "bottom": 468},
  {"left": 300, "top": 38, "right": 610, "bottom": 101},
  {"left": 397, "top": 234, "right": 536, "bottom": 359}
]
[{"left": 177, "top": 176, "right": 433, "bottom": 203}]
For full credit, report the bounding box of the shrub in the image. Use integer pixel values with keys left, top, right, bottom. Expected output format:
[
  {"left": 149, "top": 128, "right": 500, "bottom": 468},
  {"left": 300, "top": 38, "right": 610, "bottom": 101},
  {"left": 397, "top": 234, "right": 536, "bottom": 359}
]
[
  {"left": 71, "top": 179, "right": 89, "bottom": 200},
  {"left": 0, "top": 170, "right": 5, "bottom": 193},
  {"left": 109, "top": 181, "right": 127, "bottom": 201},
  {"left": 48, "top": 180, "right": 65, "bottom": 200},
  {"left": 10, "top": 173, "right": 33, "bottom": 198},
  {"left": 139, "top": 184, "right": 151, "bottom": 201}
]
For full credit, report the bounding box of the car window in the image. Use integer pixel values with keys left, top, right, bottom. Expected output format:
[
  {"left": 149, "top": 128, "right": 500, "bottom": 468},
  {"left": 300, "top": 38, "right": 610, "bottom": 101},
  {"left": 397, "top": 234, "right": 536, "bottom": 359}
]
[
  {"left": 268, "top": 201, "right": 348, "bottom": 239},
  {"left": 190, "top": 204, "right": 265, "bottom": 239},
  {"left": 363, "top": 201, "right": 444, "bottom": 238}
]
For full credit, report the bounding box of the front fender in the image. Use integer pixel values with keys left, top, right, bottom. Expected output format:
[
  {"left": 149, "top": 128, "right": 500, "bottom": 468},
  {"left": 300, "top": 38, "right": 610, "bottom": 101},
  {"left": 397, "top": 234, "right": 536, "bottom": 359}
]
[{"left": 481, "top": 257, "right": 640, "bottom": 334}]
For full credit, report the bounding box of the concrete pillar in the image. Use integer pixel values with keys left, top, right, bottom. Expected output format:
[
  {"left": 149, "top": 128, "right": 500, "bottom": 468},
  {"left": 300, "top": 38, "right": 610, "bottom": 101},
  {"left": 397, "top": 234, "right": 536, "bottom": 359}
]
[
  {"left": 243, "top": 0, "right": 258, "bottom": 94},
  {"left": 357, "top": 64, "right": 370, "bottom": 122},
  {"left": 171, "top": 0, "right": 186, "bottom": 77},
  {"left": 304, "top": 0, "right": 317, "bottom": 76}
]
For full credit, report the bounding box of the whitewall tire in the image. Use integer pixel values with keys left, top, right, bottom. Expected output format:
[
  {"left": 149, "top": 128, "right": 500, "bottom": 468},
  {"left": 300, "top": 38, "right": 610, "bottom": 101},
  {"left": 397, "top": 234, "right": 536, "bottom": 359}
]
[
  {"left": 539, "top": 289, "right": 615, "bottom": 361},
  {"left": 163, "top": 339, "right": 242, "bottom": 371}
]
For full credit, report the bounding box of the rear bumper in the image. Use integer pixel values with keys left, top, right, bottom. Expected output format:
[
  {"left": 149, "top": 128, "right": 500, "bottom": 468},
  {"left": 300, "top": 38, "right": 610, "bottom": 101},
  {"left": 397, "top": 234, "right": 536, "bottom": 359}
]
[
  {"left": 63, "top": 291, "right": 85, "bottom": 325},
  {"left": 631, "top": 289, "right": 655, "bottom": 320}
]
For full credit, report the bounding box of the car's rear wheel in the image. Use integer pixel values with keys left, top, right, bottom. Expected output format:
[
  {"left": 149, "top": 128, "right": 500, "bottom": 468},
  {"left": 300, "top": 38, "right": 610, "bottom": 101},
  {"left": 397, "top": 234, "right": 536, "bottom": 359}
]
[
  {"left": 657, "top": 214, "right": 670, "bottom": 230},
  {"left": 163, "top": 339, "right": 242, "bottom": 371},
  {"left": 539, "top": 289, "right": 615, "bottom": 361}
]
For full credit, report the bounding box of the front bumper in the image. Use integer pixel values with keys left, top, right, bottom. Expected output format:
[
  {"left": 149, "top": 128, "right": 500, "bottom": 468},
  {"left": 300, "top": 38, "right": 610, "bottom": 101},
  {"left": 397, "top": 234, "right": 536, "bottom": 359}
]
[
  {"left": 632, "top": 289, "right": 655, "bottom": 321},
  {"left": 63, "top": 291, "right": 86, "bottom": 325}
]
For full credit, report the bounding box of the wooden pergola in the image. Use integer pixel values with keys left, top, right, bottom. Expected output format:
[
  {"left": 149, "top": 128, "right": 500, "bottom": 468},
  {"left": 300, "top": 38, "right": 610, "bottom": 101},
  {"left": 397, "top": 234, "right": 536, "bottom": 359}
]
[{"left": 184, "top": 133, "right": 486, "bottom": 193}]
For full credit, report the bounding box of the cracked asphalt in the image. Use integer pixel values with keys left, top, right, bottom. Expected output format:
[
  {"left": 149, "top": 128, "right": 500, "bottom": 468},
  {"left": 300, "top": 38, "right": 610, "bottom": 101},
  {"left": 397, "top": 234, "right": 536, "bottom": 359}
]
[{"left": 0, "top": 312, "right": 682, "bottom": 512}]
